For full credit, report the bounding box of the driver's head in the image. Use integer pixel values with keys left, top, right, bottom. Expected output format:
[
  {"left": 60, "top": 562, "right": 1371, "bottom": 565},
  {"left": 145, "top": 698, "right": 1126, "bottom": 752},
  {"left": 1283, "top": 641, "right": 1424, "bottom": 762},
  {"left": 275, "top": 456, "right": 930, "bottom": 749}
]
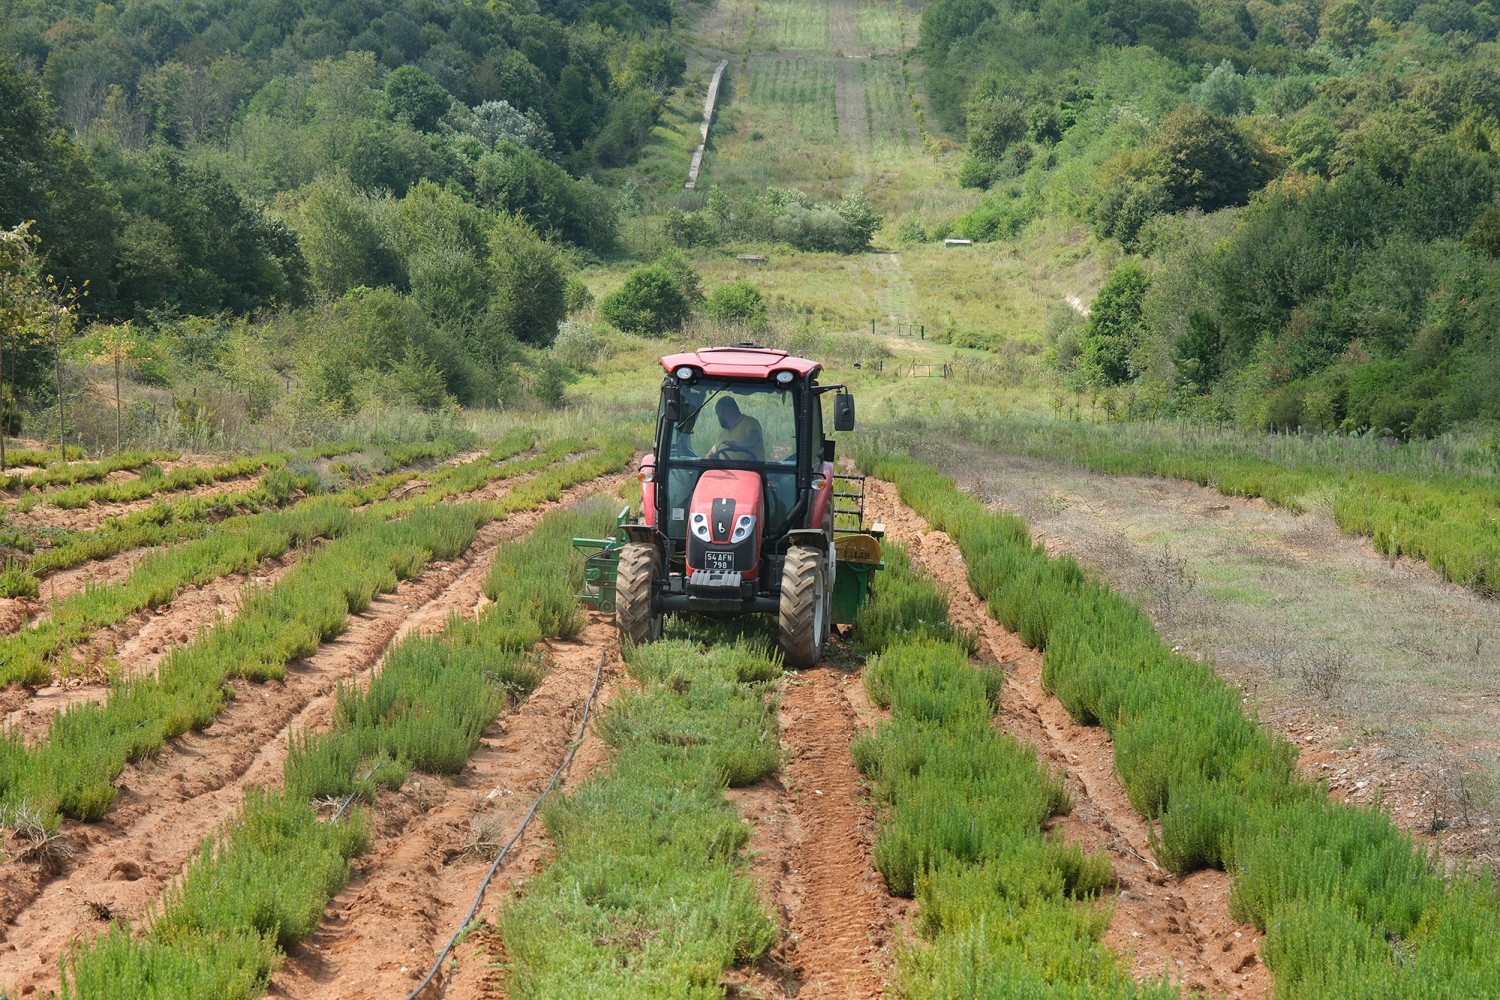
[{"left": 715, "top": 397, "right": 741, "bottom": 428}]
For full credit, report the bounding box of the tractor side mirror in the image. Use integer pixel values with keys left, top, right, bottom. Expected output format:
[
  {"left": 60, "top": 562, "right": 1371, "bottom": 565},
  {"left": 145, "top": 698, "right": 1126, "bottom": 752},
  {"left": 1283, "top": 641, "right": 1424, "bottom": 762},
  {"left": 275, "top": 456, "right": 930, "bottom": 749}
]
[
  {"left": 663, "top": 381, "right": 682, "bottom": 424},
  {"left": 834, "top": 393, "right": 856, "bottom": 432}
]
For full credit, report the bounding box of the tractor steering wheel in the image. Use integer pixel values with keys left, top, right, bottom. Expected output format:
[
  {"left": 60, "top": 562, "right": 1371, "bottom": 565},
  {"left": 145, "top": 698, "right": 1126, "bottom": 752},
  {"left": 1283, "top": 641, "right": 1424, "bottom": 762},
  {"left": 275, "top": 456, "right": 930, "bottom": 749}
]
[{"left": 710, "top": 443, "right": 759, "bottom": 461}]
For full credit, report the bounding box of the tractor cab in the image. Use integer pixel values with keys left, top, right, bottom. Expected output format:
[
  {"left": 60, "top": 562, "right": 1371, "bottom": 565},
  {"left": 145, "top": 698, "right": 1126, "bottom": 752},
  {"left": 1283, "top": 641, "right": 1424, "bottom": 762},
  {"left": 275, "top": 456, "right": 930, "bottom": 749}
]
[{"left": 578, "top": 344, "right": 881, "bottom": 668}]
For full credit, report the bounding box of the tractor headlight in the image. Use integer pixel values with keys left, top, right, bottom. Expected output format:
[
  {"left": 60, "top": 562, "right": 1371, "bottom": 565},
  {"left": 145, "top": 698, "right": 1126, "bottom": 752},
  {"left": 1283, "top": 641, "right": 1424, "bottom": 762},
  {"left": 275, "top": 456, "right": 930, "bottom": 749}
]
[
  {"left": 691, "top": 512, "right": 711, "bottom": 541},
  {"left": 730, "top": 514, "right": 756, "bottom": 544}
]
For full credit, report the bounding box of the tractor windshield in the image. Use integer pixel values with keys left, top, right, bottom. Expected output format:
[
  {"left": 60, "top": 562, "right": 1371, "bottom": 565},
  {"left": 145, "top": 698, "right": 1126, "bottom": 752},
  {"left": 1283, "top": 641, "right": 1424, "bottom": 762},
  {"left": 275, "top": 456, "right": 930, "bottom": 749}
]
[{"left": 670, "top": 380, "right": 798, "bottom": 465}]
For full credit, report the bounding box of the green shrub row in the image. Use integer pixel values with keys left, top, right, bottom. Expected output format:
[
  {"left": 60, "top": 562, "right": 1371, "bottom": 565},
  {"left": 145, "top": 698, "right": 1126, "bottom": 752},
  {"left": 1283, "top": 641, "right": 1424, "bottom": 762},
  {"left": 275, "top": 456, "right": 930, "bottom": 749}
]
[
  {"left": 58, "top": 501, "right": 614, "bottom": 998},
  {"left": 285, "top": 503, "right": 609, "bottom": 802},
  {"left": 0, "top": 498, "right": 364, "bottom": 688},
  {"left": 44, "top": 454, "right": 293, "bottom": 511},
  {"left": 0, "top": 502, "right": 486, "bottom": 829},
  {"left": 0, "top": 434, "right": 542, "bottom": 680},
  {"left": 858, "top": 448, "right": 1500, "bottom": 997},
  {"left": 60, "top": 789, "right": 365, "bottom": 1000},
  {"left": 0, "top": 444, "right": 86, "bottom": 468},
  {"left": 852, "top": 544, "right": 1166, "bottom": 999},
  {"left": 14, "top": 434, "right": 496, "bottom": 586},
  {"left": 499, "top": 640, "right": 781, "bottom": 998},
  {"left": 1, "top": 432, "right": 635, "bottom": 832},
  {"left": 0, "top": 449, "right": 174, "bottom": 493}
]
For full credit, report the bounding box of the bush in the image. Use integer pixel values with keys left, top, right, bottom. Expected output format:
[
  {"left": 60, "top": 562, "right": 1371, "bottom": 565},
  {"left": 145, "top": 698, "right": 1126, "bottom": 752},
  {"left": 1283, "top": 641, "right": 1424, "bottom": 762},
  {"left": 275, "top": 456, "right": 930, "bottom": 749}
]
[
  {"left": 599, "top": 263, "right": 694, "bottom": 335},
  {"left": 703, "top": 280, "right": 767, "bottom": 327}
]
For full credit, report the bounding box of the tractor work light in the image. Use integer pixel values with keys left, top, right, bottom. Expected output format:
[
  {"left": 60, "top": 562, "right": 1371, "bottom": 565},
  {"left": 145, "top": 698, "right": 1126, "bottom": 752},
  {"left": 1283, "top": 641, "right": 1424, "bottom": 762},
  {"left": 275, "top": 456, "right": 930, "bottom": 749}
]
[
  {"left": 675, "top": 365, "right": 697, "bottom": 381},
  {"left": 774, "top": 370, "right": 795, "bottom": 384}
]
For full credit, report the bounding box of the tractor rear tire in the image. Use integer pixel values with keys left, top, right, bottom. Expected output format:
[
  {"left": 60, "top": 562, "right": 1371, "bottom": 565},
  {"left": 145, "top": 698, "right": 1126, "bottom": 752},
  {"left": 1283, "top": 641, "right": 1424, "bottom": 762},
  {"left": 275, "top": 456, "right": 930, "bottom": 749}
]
[
  {"left": 616, "top": 542, "right": 663, "bottom": 647},
  {"left": 779, "top": 544, "right": 829, "bottom": 668}
]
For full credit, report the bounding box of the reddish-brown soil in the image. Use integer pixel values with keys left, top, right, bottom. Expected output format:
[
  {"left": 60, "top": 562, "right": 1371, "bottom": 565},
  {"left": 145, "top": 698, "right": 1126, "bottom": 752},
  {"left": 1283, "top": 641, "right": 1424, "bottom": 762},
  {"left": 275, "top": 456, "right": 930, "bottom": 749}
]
[
  {"left": 864, "top": 477, "right": 1271, "bottom": 997},
  {"left": 0, "top": 471, "right": 629, "bottom": 998},
  {"left": 740, "top": 665, "right": 902, "bottom": 999},
  {"left": 269, "top": 615, "right": 623, "bottom": 1000}
]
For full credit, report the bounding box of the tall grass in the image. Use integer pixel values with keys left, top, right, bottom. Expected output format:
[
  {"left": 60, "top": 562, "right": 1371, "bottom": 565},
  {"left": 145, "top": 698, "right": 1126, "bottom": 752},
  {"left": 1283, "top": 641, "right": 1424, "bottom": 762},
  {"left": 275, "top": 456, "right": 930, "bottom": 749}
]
[
  {"left": 499, "top": 641, "right": 780, "bottom": 997},
  {"left": 857, "top": 445, "right": 1500, "bottom": 997}
]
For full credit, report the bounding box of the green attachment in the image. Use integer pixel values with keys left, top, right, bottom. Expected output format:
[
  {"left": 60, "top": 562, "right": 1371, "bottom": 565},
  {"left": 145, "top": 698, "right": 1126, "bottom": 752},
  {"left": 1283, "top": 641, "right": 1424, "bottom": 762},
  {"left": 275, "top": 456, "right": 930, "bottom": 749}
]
[
  {"left": 573, "top": 506, "right": 633, "bottom": 613},
  {"left": 833, "top": 558, "right": 881, "bottom": 624}
]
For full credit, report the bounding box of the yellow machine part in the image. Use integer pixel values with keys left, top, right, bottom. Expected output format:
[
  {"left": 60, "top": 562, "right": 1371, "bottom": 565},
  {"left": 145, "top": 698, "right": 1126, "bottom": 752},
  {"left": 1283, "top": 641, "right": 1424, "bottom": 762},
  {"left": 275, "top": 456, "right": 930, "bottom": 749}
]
[{"left": 835, "top": 533, "right": 883, "bottom": 565}]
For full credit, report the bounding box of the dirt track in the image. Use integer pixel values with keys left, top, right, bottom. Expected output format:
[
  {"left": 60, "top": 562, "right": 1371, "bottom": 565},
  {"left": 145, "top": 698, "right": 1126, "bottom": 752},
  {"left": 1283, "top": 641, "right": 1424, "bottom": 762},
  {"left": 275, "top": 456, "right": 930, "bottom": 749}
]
[{"left": 0, "top": 471, "right": 629, "bottom": 998}]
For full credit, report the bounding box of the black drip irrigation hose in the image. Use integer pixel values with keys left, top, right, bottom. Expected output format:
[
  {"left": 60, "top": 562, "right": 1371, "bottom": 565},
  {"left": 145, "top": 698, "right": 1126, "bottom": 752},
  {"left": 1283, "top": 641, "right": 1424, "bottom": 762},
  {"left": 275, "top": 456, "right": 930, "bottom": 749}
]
[{"left": 404, "top": 650, "right": 608, "bottom": 1000}]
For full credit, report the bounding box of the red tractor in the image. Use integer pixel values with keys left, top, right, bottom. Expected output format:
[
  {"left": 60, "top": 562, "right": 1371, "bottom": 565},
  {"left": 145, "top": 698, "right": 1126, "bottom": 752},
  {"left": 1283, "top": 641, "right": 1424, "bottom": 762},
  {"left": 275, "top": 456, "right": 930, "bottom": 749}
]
[{"left": 608, "top": 344, "right": 881, "bottom": 667}]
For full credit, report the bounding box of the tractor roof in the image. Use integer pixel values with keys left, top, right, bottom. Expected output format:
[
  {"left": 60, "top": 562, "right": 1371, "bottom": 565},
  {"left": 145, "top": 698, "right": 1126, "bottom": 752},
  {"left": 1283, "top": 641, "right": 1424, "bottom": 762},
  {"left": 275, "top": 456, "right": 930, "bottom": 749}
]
[{"left": 659, "top": 346, "right": 821, "bottom": 379}]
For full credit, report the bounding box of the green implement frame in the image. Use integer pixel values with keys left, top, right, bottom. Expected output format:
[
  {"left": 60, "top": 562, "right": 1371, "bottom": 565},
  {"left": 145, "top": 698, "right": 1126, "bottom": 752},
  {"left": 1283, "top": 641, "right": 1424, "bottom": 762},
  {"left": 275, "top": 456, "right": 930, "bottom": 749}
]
[{"left": 573, "top": 506, "right": 633, "bottom": 613}]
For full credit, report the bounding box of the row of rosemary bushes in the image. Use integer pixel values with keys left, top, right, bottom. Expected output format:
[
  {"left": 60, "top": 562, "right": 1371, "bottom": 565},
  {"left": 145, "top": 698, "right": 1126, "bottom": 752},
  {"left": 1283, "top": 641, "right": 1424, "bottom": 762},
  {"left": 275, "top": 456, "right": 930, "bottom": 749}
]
[
  {"left": 0, "top": 433, "right": 530, "bottom": 684},
  {"left": 858, "top": 447, "right": 1500, "bottom": 998},
  {"left": 854, "top": 541, "right": 1169, "bottom": 998},
  {"left": 935, "top": 417, "right": 1500, "bottom": 597},
  {"left": 499, "top": 637, "right": 782, "bottom": 997},
  {"left": 0, "top": 436, "right": 477, "bottom": 598},
  {"left": 60, "top": 501, "right": 613, "bottom": 998},
  {"left": 0, "top": 432, "right": 633, "bottom": 833},
  {"left": 0, "top": 448, "right": 171, "bottom": 492}
]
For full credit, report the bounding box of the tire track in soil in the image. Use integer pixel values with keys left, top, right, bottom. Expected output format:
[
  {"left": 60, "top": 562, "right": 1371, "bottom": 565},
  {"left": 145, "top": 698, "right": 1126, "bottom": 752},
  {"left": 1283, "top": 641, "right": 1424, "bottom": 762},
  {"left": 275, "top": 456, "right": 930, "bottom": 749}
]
[
  {"left": 863, "top": 477, "right": 1270, "bottom": 997},
  {"left": 268, "top": 615, "right": 624, "bottom": 1000},
  {"left": 730, "top": 665, "right": 899, "bottom": 1000},
  {"left": 0, "top": 471, "right": 629, "bottom": 998}
]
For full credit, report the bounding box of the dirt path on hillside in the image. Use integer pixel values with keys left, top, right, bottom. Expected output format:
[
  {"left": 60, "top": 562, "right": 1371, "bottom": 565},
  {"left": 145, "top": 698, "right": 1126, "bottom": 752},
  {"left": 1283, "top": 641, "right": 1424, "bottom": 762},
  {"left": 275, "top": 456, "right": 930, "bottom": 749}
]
[
  {"left": 864, "top": 478, "right": 1270, "bottom": 996},
  {"left": 271, "top": 616, "right": 623, "bottom": 1000},
  {"left": 0, "top": 473, "right": 629, "bottom": 998},
  {"left": 830, "top": 0, "right": 871, "bottom": 165}
]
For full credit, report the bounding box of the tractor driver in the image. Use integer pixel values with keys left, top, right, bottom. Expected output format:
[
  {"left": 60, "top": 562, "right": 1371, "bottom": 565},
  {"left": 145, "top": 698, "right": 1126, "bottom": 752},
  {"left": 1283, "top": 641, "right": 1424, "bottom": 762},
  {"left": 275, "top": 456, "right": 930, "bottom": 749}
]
[{"left": 705, "top": 397, "right": 765, "bottom": 461}]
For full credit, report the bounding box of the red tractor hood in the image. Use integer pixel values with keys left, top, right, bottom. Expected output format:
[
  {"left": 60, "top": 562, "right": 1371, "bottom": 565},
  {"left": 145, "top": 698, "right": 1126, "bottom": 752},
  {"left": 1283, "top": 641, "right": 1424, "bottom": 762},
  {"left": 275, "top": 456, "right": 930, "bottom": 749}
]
[{"left": 687, "top": 469, "right": 764, "bottom": 579}]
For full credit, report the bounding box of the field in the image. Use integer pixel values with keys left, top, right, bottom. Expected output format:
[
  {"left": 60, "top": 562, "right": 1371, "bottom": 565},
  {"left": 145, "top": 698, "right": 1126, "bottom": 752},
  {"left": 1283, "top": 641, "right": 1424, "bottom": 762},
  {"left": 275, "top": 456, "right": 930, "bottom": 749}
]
[{"left": 3, "top": 0, "right": 1499, "bottom": 995}]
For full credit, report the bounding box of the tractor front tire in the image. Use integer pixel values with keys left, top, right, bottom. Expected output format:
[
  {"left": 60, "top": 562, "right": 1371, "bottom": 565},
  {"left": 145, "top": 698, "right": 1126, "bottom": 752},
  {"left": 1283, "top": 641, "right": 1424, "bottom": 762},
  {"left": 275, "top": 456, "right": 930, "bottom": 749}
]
[
  {"left": 615, "top": 542, "right": 663, "bottom": 647},
  {"left": 779, "top": 544, "right": 830, "bottom": 669}
]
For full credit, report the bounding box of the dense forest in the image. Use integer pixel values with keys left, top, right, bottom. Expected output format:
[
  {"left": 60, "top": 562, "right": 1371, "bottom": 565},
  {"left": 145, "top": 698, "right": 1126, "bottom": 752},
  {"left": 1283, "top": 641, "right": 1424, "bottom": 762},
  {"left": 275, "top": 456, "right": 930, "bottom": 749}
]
[
  {"left": 1, "top": 0, "right": 699, "bottom": 431},
  {"left": 922, "top": 0, "right": 1500, "bottom": 437}
]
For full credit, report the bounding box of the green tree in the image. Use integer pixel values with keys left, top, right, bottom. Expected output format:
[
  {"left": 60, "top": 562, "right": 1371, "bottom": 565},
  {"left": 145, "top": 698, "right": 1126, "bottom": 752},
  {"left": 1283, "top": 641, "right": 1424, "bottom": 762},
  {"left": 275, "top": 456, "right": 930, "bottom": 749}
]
[
  {"left": 600, "top": 264, "right": 692, "bottom": 336},
  {"left": 487, "top": 214, "right": 568, "bottom": 349},
  {"left": 1080, "top": 259, "right": 1151, "bottom": 386},
  {"left": 1319, "top": 0, "right": 1374, "bottom": 52},
  {"left": 0, "top": 224, "right": 50, "bottom": 466},
  {"left": 1152, "top": 106, "right": 1268, "bottom": 213},
  {"left": 288, "top": 175, "right": 404, "bottom": 296},
  {"left": 384, "top": 65, "right": 452, "bottom": 133},
  {"left": 966, "top": 96, "right": 1028, "bottom": 160}
]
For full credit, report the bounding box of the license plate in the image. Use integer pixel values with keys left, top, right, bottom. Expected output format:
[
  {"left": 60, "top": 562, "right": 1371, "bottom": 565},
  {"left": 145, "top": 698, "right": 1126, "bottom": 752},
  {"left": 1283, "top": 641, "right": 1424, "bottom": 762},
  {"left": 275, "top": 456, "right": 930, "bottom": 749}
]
[{"left": 703, "top": 549, "right": 735, "bottom": 572}]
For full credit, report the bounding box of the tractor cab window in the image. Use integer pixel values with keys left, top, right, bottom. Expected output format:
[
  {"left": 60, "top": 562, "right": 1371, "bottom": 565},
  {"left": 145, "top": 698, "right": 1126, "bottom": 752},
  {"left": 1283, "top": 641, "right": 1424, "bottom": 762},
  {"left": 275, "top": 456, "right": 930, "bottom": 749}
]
[{"left": 672, "top": 380, "right": 799, "bottom": 464}]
